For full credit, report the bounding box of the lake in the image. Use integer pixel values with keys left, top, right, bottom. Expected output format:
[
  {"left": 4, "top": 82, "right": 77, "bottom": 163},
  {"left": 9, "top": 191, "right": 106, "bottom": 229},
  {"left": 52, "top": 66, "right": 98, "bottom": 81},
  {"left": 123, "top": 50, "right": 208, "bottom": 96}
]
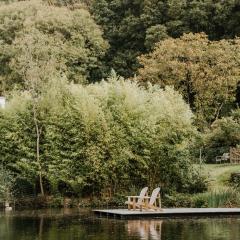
[{"left": 1, "top": 209, "right": 240, "bottom": 240}]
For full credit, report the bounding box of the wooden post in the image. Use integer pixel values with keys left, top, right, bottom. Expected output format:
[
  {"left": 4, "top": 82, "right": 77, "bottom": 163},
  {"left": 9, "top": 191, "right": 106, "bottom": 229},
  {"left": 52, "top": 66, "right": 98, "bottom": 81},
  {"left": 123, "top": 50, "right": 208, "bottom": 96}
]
[
  {"left": 230, "top": 147, "right": 240, "bottom": 164},
  {"left": 133, "top": 198, "right": 136, "bottom": 210},
  {"left": 159, "top": 193, "right": 161, "bottom": 209},
  {"left": 128, "top": 197, "right": 131, "bottom": 210},
  {"left": 230, "top": 147, "right": 233, "bottom": 164}
]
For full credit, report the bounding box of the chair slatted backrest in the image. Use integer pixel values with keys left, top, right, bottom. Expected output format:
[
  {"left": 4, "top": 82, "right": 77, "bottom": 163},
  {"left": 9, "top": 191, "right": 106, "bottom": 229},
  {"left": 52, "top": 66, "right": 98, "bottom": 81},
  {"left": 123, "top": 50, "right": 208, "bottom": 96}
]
[
  {"left": 149, "top": 187, "right": 160, "bottom": 206},
  {"left": 137, "top": 187, "right": 148, "bottom": 204}
]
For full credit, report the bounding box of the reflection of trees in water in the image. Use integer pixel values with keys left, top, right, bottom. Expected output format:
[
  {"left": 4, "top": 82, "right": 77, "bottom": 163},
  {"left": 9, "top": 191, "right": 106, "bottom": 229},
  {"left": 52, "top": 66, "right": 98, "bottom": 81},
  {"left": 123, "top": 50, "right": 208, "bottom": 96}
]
[
  {"left": 126, "top": 220, "right": 163, "bottom": 240},
  {"left": 38, "top": 216, "right": 43, "bottom": 240},
  {"left": 2, "top": 211, "right": 240, "bottom": 240},
  {"left": 0, "top": 209, "right": 86, "bottom": 240},
  {"left": 126, "top": 218, "right": 240, "bottom": 240},
  {"left": 163, "top": 218, "right": 240, "bottom": 240}
]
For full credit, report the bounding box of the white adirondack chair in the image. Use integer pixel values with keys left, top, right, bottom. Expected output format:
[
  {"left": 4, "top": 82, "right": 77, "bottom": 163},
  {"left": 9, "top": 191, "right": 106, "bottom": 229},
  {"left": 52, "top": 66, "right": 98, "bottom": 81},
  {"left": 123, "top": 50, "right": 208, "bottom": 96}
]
[
  {"left": 125, "top": 187, "right": 148, "bottom": 210},
  {"left": 141, "top": 187, "right": 161, "bottom": 211}
]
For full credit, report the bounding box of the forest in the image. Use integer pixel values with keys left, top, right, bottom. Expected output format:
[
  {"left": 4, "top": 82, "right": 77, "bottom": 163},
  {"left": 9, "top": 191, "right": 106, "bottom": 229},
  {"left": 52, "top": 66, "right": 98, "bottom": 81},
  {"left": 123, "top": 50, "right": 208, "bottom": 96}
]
[{"left": 0, "top": 0, "right": 240, "bottom": 207}]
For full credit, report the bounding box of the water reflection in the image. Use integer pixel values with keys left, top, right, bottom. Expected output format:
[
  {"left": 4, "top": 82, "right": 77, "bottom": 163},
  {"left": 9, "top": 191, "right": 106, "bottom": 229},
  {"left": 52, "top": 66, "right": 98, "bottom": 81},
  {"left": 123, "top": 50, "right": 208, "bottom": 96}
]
[
  {"left": 0, "top": 208, "right": 87, "bottom": 240},
  {"left": 1, "top": 209, "right": 240, "bottom": 240},
  {"left": 127, "top": 220, "right": 162, "bottom": 240}
]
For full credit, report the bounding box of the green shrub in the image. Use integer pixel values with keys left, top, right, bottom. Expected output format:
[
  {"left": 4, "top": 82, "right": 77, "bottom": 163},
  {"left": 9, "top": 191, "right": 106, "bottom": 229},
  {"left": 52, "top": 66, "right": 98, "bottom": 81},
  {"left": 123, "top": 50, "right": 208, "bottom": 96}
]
[
  {"left": 163, "top": 193, "right": 193, "bottom": 208},
  {"left": 230, "top": 172, "right": 240, "bottom": 188},
  {"left": 0, "top": 166, "right": 15, "bottom": 203},
  {"left": 0, "top": 75, "right": 203, "bottom": 197},
  {"left": 203, "top": 109, "right": 240, "bottom": 163},
  {"left": 193, "top": 188, "right": 240, "bottom": 208},
  {"left": 164, "top": 187, "right": 240, "bottom": 208}
]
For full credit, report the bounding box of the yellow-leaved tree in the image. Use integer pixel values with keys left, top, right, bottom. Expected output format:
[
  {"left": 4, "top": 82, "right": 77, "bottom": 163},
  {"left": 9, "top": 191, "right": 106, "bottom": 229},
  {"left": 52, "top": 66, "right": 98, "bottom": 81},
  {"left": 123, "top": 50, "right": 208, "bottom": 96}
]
[{"left": 137, "top": 33, "right": 240, "bottom": 129}]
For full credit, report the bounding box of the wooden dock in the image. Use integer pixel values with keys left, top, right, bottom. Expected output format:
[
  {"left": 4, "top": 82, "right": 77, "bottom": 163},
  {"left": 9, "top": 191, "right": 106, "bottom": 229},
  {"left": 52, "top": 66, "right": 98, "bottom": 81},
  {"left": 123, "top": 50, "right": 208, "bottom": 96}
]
[{"left": 93, "top": 208, "right": 240, "bottom": 219}]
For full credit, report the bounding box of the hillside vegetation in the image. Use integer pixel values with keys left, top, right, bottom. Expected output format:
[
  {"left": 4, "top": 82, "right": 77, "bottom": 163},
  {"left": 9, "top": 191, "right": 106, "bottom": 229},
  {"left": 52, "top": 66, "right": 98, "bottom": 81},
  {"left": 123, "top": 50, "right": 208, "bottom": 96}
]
[{"left": 0, "top": 0, "right": 239, "bottom": 206}]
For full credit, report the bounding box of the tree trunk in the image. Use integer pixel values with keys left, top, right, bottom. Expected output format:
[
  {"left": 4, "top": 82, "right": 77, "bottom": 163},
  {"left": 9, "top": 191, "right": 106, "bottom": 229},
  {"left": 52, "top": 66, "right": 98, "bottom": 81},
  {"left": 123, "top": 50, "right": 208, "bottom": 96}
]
[
  {"left": 33, "top": 104, "right": 44, "bottom": 196},
  {"left": 39, "top": 216, "right": 44, "bottom": 240},
  {"left": 214, "top": 102, "right": 224, "bottom": 122}
]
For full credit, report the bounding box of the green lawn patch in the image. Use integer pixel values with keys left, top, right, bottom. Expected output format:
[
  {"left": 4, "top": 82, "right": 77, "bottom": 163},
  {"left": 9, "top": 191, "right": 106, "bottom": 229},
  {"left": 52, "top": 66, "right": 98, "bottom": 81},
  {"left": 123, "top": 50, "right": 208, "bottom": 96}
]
[{"left": 198, "top": 164, "right": 240, "bottom": 189}]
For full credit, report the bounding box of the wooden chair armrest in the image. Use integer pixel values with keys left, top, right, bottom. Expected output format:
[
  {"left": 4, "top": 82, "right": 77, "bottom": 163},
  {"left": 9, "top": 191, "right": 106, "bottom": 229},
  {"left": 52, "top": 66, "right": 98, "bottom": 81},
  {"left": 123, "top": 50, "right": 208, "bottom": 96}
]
[
  {"left": 126, "top": 196, "right": 142, "bottom": 198},
  {"left": 127, "top": 196, "right": 140, "bottom": 203}
]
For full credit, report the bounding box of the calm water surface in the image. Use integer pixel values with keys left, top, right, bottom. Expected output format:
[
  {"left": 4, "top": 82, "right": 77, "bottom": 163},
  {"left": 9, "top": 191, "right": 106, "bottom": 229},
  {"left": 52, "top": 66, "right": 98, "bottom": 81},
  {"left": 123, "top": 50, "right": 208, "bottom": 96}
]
[{"left": 0, "top": 209, "right": 240, "bottom": 240}]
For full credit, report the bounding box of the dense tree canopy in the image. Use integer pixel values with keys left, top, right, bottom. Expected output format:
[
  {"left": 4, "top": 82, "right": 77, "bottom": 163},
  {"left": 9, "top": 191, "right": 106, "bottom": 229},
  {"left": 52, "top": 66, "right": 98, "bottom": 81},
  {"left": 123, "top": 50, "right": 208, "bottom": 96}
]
[
  {"left": 1, "top": 0, "right": 239, "bottom": 81},
  {"left": 90, "top": 0, "right": 240, "bottom": 78},
  {"left": 137, "top": 33, "right": 240, "bottom": 128},
  {"left": 0, "top": 0, "right": 108, "bottom": 94},
  {"left": 90, "top": 0, "right": 145, "bottom": 77}
]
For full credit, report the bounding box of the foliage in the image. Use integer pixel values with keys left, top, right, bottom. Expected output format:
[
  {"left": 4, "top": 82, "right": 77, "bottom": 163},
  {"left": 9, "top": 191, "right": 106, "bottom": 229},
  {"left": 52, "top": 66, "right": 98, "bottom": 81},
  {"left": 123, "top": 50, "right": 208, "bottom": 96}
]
[
  {"left": 1, "top": 0, "right": 239, "bottom": 203},
  {"left": 193, "top": 188, "right": 240, "bottom": 208},
  {"left": 203, "top": 109, "right": 240, "bottom": 162},
  {"left": 0, "top": 93, "right": 37, "bottom": 184},
  {"left": 50, "top": 0, "right": 92, "bottom": 8},
  {"left": 137, "top": 33, "right": 240, "bottom": 128},
  {"left": 90, "top": 0, "right": 240, "bottom": 78},
  {"left": 163, "top": 193, "right": 193, "bottom": 208},
  {"left": 90, "top": 0, "right": 145, "bottom": 78},
  {"left": 87, "top": 74, "right": 198, "bottom": 193},
  {"left": 230, "top": 172, "right": 240, "bottom": 189},
  {"left": 145, "top": 24, "right": 169, "bottom": 51},
  {"left": 0, "top": 166, "right": 15, "bottom": 202},
  {"left": 0, "top": 0, "right": 108, "bottom": 93},
  {"left": 0, "top": 75, "right": 201, "bottom": 196},
  {"left": 163, "top": 187, "right": 240, "bottom": 208}
]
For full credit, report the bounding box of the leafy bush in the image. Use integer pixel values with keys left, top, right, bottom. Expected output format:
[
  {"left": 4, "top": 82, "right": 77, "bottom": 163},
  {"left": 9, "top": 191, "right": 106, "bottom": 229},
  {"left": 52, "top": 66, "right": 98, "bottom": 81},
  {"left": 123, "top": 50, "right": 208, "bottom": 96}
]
[
  {"left": 0, "top": 166, "right": 15, "bottom": 203},
  {"left": 203, "top": 109, "right": 240, "bottom": 162},
  {"left": 0, "top": 75, "right": 203, "bottom": 197},
  {"left": 230, "top": 172, "right": 240, "bottom": 188},
  {"left": 163, "top": 193, "right": 193, "bottom": 208},
  {"left": 164, "top": 187, "right": 240, "bottom": 208}
]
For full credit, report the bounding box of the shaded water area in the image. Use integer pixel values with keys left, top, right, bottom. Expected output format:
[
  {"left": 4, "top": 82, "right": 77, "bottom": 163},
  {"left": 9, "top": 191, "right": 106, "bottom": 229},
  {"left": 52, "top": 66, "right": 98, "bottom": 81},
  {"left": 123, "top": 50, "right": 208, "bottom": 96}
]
[{"left": 1, "top": 209, "right": 240, "bottom": 240}]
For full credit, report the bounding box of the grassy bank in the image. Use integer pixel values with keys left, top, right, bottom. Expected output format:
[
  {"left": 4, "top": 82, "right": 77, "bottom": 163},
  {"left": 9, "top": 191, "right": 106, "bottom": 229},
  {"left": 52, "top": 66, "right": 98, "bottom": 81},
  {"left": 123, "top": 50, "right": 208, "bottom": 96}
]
[
  {"left": 188, "top": 164, "right": 240, "bottom": 208},
  {"left": 200, "top": 164, "right": 240, "bottom": 189},
  {"left": 163, "top": 164, "right": 240, "bottom": 208}
]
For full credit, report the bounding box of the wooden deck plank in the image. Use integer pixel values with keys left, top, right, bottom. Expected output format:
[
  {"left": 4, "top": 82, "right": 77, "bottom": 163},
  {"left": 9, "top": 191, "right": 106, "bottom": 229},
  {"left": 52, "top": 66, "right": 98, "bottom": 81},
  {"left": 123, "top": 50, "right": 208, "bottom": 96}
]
[{"left": 93, "top": 208, "right": 240, "bottom": 219}]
